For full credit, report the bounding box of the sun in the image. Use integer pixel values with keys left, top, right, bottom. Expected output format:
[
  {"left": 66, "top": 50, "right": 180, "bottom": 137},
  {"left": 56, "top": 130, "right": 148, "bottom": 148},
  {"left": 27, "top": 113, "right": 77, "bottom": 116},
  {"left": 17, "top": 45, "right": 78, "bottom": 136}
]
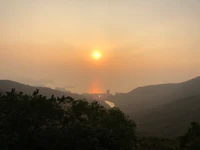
[{"left": 93, "top": 51, "right": 102, "bottom": 60}]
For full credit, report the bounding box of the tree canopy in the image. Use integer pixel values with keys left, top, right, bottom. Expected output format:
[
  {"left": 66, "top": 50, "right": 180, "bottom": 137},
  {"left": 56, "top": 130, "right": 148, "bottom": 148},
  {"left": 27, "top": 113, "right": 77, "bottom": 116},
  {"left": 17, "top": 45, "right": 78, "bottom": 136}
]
[
  {"left": 1, "top": 89, "right": 200, "bottom": 150},
  {"left": 180, "top": 122, "right": 200, "bottom": 150},
  {"left": 0, "top": 89, "right": 136, "bottom": 150}
]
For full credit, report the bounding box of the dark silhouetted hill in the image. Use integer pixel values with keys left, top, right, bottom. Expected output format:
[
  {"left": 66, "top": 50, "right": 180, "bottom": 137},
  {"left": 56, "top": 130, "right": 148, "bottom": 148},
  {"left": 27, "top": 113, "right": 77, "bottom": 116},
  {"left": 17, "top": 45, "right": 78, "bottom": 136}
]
[
  {"left": 0, "top": 80, "right": 82, "bottom": 99},
  {"left": 132, "top": 95, "right": 200, "bottom": 137},
  {"left": 109, "top": 76, "right": 200, "bottom": 113},
  {"left": 0, "top": 80, "right": 110, "bottom": 108}
]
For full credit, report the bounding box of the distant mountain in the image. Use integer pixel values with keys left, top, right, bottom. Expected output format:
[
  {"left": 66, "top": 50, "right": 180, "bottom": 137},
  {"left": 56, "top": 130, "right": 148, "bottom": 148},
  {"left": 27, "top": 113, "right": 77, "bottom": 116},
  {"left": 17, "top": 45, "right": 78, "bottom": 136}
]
[
  {"left": 132, "top": 95, "right": 200, "bottom": 137},
  {"left": 0, "top": 80, "right": 82, "bottom": 99},
  {"left": 109, "top": 76, "right": 200, "bottom": 113},
  {"left": 0, "top": 80, "right": 110, "bottom": 108}
]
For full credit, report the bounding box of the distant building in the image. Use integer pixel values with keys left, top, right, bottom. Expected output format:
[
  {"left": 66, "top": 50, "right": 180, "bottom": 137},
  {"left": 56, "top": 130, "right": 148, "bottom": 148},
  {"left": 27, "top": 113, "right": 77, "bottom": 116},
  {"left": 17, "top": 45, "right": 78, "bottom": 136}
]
[
  {"left": 82, "top": 89, "right": 112, "bottom": 101},
  {"left": 106, "top": 89, "right": 110, "bottom": 95}
]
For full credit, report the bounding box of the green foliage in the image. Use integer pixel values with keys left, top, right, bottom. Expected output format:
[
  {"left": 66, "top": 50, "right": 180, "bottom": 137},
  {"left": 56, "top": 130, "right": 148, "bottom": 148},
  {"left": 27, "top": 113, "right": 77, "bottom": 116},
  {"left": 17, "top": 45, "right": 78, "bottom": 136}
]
[
  {"left": 0, "top": 89, "right": 137, "bottom": 150},
  {"left": 2, "top": 89, "right": 200, "bottom": 150},
  {"left": 137, "top": 137, "right": 179, "bottom": 150},
  {"left": 180, "top": 122, "right": 200, "bottom": 150}
]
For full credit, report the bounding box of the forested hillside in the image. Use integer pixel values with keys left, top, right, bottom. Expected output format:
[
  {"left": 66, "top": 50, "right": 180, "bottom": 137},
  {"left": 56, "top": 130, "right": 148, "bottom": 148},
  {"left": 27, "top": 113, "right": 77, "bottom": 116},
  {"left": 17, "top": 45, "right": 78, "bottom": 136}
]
[
  {"left": 132, "top": 95, "right": 200, "bottom": 137},
  {"left": 110, "top": 77, "right": 200, "bottom": 113}
]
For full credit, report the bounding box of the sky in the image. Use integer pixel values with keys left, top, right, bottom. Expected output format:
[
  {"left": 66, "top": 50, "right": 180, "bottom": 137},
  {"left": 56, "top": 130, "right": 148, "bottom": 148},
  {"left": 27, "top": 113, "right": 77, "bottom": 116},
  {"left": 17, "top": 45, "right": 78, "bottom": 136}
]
[{"left": 1, "top": 0, "right": 200, "bottom": 94}]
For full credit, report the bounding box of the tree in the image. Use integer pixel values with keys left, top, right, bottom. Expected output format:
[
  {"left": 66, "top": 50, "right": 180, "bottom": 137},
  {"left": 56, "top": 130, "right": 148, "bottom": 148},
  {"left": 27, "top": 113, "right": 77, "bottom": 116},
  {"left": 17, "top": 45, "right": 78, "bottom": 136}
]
[
  {"left": 180, "top": 122, "right": 200, "bottom": 150},
  {"left": 0, "top": 89, "right": 137, "bottom": 150},
  {"left": 137, "top": 137, "right": 179, "bottom": 150}
]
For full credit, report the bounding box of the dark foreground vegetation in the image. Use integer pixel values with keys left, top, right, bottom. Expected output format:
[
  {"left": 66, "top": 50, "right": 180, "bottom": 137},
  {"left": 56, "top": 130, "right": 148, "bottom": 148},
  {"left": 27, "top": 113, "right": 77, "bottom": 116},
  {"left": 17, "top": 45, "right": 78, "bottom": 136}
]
[{"left": 0, "top": 89, "right": 200, "bottom": 150}]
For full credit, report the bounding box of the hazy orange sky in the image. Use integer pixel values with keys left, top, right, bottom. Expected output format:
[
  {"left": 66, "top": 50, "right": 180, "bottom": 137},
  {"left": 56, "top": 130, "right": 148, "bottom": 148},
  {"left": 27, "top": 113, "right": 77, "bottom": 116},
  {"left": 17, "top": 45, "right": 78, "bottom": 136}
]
[{"left": 1, "top": 0, "right": 200, "bottom": 93}]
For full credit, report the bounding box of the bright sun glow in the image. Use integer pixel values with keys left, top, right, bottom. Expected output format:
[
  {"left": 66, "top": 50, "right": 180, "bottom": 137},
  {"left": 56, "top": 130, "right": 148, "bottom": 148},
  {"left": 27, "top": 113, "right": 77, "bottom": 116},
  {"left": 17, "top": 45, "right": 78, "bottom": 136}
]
[{"left": 93, "top": 51, "right": 102, "bottom": 60}]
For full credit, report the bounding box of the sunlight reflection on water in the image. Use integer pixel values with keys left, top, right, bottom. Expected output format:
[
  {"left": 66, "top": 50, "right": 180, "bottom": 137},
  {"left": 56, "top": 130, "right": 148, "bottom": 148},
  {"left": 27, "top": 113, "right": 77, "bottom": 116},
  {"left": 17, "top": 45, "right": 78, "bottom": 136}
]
[{"left": 104, "top": 100, "right": 115, "bottom": 108}]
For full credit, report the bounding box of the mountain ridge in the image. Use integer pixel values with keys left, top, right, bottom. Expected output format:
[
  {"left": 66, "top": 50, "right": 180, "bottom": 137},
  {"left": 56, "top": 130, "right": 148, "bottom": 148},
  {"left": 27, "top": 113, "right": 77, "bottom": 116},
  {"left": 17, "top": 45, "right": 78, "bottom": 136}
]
[
  {"left": 132, "top": 95, "right": 200, "bottom": 137},
  {"left": 0, "top": 80, "right": 82, "bottom": 99},
  {"left": 0, "top": 80, "right": 111, "bottom": 108},
  {"left": 109, "top": 76, "right": 200, "bottom": 113}
]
